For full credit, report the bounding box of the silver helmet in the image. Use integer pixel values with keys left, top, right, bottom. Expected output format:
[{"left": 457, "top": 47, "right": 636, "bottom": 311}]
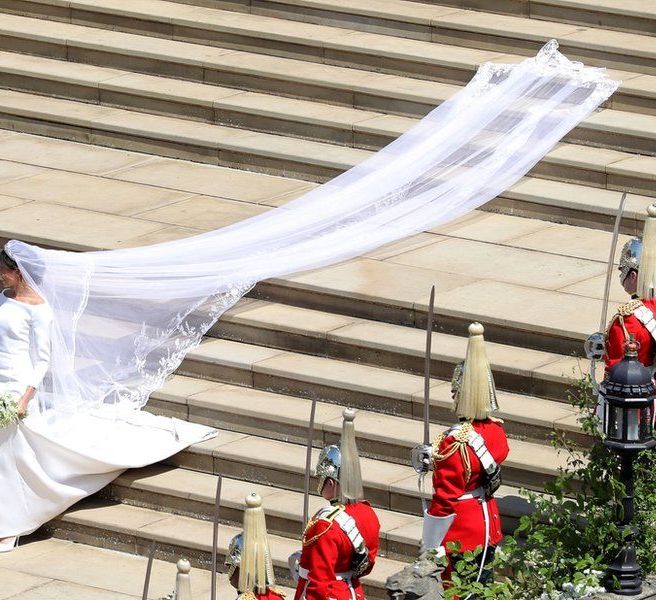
[
  {"left": 619, "top": 238, "right": 641, "bottom": 283},
  {"left": 225, "top": 532, "right": 243, "bottom": 576},
  {"left": 315, "top": 444, "right": 341, "bottom": 495}
]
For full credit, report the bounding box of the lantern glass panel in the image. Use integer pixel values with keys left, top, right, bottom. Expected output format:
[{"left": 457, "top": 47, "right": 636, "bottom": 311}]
[
  {"left": 639, "top": 406, "right": 653, "bottom": 441},
  {"left": 607, "top": 404, "right": 623, "bottom": 441},
  {"left": 627, "top": 408, "right": 640, "bottom": 441}
]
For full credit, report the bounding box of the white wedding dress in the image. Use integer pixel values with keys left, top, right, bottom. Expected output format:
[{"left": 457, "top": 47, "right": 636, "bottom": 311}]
[
  {"left": 0, "top": 291, "right": 215, "bottom": 538},
  {"left": 0, "top": 41, "right": 619, "bottom": 538}
]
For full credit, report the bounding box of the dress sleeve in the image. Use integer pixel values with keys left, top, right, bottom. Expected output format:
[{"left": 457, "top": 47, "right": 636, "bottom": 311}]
[
  {"left": 428, "top": 440, "right": 465, "bottom": 518},
  {"left": 28, "top": 306, "right": 53, "bottom": 388}
]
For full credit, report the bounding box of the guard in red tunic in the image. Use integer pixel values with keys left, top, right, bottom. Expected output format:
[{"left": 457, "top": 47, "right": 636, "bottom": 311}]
[
  {"left": 226, "top": 493, "right": 286, "bottom": 600},
  {"left": 412, "top": 322, "right": 509, "bottom": 587},
  {"left": 604, "top": 206, "right": 656, "bottom": 373},
  {"left": 291, "top": 408, "right": 380, "bottom": 600}
]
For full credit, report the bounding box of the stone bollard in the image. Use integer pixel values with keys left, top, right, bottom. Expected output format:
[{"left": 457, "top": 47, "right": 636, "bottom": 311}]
[{"left": 175, "top": 559, "right": 193, "bottom": 600}]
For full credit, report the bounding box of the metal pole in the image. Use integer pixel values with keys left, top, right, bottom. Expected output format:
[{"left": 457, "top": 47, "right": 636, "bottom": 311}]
[
  {"left": 605, "top": 452, "right": 642, "bottom": 595},
  {"left": 423, "top": 285, "right": 435, "bottom": 446},
  {"left": 599, "top": 193, "right": 628, "bottom": 333},
  {"left": 211, "top": 474, "right": 223, "bottom": 600},
  {"left": 141, "top": 540, "right": 155, "bottom": 600},
  {"left": 303, "top": 398, "right": 318, "bottom": 529}
]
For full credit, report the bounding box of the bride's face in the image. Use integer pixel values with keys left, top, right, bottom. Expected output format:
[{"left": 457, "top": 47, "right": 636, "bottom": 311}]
[{"left": 0, "top": 266, "right": 20, "bottom": 289}]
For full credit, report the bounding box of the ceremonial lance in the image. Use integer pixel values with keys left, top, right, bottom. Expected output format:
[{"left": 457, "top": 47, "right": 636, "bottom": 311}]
[{"left": 585, "top": 193, "right": 628, "bottom": 393}]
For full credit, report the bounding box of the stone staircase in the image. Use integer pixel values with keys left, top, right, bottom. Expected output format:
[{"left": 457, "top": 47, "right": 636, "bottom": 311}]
[{"left": 0, "top": 0, "right": 653, "bottom": 595}]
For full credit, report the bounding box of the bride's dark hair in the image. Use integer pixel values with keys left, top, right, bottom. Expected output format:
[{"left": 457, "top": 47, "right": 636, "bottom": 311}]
[{"left": 0, "top": 249, "right": 19, "bottom": 272}]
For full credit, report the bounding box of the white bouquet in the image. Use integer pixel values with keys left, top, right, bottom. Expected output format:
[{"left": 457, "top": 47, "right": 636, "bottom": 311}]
[{"left": 0, "top": 391, "right": 20, "bottom": 428}]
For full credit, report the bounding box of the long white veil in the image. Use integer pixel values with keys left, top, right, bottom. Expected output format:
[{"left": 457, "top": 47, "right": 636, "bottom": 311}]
[{"left": 7, "top": 41, "right": 618, "bottom": 423}]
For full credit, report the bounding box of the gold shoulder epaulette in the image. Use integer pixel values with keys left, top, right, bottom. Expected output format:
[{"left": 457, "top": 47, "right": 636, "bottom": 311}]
[
  {"left": 616, "top": 299, "right": 643, "bottom": 317},
  {"left": 237, "top": 592, "right": 257, "bottom": 600},
  {"left": 270, "top": 587, "right": 286, "bottom": 598},
  {"left": 302, "top": 504, "right": 343, "bottom": 546},
  {"left": 431, "top": 421, "right": 475, "bottom": 484}
]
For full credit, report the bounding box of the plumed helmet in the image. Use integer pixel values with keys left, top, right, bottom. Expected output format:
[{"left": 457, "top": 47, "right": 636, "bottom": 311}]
[
  {"left": 452, "top": 322, "right": 499, "bottom": 420},
  {"left": 619, "top": 237, "right": 641, "bottom": 283},
  {"left": 315, "top": 444, "right": 341, "bottom": 495},
  {"left": 236, "top": 493, "right": 276, "bottom": 596},
  {"left": 314, "top": 408, "right": 364, "bottom": 503}
]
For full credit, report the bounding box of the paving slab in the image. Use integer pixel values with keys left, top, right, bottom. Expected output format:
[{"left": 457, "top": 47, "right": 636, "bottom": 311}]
[
  {"left": 112, "top": 225, "right": 204, "bottom": 248},
  {"left": 0, "top": 158, "right": 46, "bottom": 184},
  {"left": 135, "top": 195, "right": 270, "bottom": 228},
  {"left": 0, "top": 132, "right": 158, "bottom": 176},
  {"left": 0, "top": 194, "right": 30, "bottom": 211},
  {"left": 429, "top": 209, "right": 552, "bottom": 243},
  {"left": 421, "top": 279, "right": 617, "bottom": 341},
  {"left": 0, "top": 537, "right": 242, "bottom": 600},
  {"left": 0, "top": 201, "right": 169, "bottom": 251},
  {"left": 560, "top": 272, "right": 626, "bottom": 304},
  {"left": 108, "top": 156, "right": 316, "bottom": 205},
  {"left": 281, "top": 258, "right": 478, "bottom": 309},
  {"left": 0, "top": 567, "right": 51, "bottom": 600},
  {"left": 387, "top": 237, "right": 607, "bottom": 290},
  {"left": 0, "top": 170, "right": 194, "bottom": 216}
]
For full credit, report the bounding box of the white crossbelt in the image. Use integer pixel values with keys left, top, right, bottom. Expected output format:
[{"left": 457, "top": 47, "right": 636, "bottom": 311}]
[
  {"left": 633, "top": 305, "right": 656, "bottom": 343},
  {"left": 298, "top": 567, "right": 353, "bottom": 580},
  {"left": 334, "top": 511, "right": 366, "bottom": 553},
  {"left": 446, "top": 424, "right": 499, "bottom": 475}
]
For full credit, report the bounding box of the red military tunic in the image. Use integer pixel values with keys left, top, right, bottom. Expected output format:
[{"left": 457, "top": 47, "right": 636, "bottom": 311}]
[
  {"left": 294, "top": 501, "right": 380, "bottom": 600},
  {"left": 605, "top": 298, "right": 656, "bottom": 372},
  {"left": 256, "top": 590, "right": 286, "bottom": 600},
  {"left": 428, "top": 419, "right": 509, "bottom": 554}
]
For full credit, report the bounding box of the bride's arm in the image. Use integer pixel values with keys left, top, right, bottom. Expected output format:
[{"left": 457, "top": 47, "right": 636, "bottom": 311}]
[
  {"left": 21, "top": 306, "right": 53, "bottom": 416},
  {"left": 17, "top": 387, "right": 35, "bottom": 418}
]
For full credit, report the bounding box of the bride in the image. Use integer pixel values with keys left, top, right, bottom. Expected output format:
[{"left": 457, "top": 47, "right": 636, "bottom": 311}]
[{"left": 0, "top": 249, "right": 53, "bottom": 551}]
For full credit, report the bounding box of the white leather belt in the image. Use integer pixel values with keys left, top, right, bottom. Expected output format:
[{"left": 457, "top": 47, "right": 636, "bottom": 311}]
[
  {"left": 634, "top": 305, "right": 656, "bottom": 343},
  {"left": 298, "top": 567, "right": 353, "bottom": 581},
  {"left": 458, "top": 486, "right": 485, "bottom": 501}
]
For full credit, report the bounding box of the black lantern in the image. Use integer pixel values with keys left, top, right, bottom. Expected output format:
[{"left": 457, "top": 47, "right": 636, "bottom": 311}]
[{"left": 599, "top": 340, "right": 656, "bottom": 595}]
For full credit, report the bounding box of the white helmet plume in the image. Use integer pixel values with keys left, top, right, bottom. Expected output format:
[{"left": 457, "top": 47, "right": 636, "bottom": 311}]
[
  {"left": 339, "top": 408, "right": 364, "bottom": 504},
  {"left": 454, "top": 322, "right": 498, "bottom": 420},
  {"left": 238, "top": 493, "right": 275, "bottom": 596},
  {"left": 638, "top": 204, "right": 656, "bottom": 299}
]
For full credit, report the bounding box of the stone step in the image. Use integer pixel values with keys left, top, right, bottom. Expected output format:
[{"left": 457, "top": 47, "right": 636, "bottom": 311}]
[
  {"left": 162, "top": 0, "right": 656, "bottom": 74},
  {"left": 0, "top": 537, "right": 248, "bottom": 600},
  {"left": 174, "top": 338, "right": 583, "bottom": 440},
  {"left": 106, "top": 466, "right": 422, "bottom": 561},
  {"left": 148, "top": 373, "right": 584, "bottom": 464},
  {"left": 1, "top": 52, "right": 656, "bottom": 156},
  {"left": 0, "top": 11, "right": 654, "bottom": 119},
  {"left": 106, "top": 465, "right": 531, "bottom": 560},
  {"left": 166, "top": 425, "right": 566, "bottom": 510},
  {"left": 0, "top": 130, "right": 651, "bottom": 241},
  {"left": 5, "top": 0, "right": 656, "bottom": 78},
  {"left": 401, "top": 0, "right": 656, "bottom": 39},
  {"left": 214, "top": 298, "right": 585, "bottom": 402},
  {"left": 0, "top": 87, "right": 654, "bottom": 199},
  {"left": 47, "top": 499, "right": 405, "bottom": 598}
]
